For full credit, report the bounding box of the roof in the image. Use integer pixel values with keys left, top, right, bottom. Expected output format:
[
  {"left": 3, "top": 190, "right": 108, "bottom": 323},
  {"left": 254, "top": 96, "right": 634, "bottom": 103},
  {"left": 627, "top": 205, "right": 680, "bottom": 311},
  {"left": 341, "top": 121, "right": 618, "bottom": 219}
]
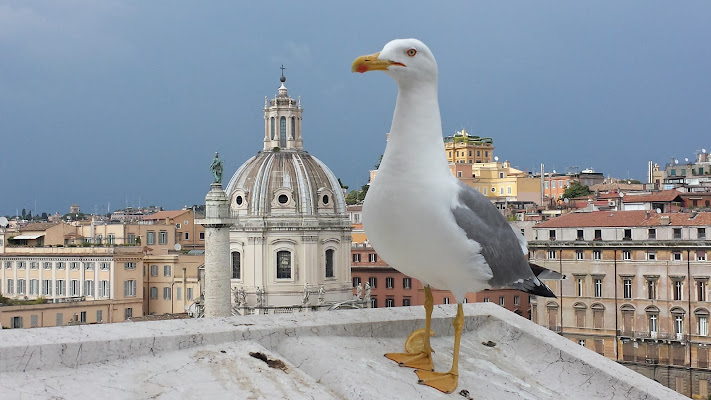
[
  {"left": 142, "top": 210, "right": 189, "bottom": 221},
  {"left": 19, "top": 222, "right": 57, "bottom": 232},
  {"left": 11, "top": 234, "right": 45, "bottom": 240},
  {"left": 621, "top": 190, "right": 683, "bottom": 203},
  {"left": 536, "top": 210, "right": 711, "bottom": 228}
]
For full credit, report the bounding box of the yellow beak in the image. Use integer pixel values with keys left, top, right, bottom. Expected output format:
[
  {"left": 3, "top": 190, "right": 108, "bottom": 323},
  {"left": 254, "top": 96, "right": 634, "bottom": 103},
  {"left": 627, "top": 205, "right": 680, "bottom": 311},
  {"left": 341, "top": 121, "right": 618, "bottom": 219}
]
[{"left": 352, "top": 52, "right": 404, "bottom": 73}]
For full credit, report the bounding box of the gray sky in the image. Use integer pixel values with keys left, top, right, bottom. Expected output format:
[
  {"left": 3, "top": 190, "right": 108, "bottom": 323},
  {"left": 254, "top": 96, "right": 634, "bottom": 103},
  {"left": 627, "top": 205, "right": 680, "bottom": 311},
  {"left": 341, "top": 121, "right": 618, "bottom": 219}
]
[{"left": 1, "top": 1, "right": 710, "bottom": 216}]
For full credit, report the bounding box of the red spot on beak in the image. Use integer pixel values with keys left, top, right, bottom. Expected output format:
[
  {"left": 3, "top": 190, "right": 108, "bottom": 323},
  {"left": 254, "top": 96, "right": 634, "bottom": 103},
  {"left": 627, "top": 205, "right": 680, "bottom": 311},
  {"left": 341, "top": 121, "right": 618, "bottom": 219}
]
[{"left": 356, "top": 64, "right": 369, "bottom": 73}]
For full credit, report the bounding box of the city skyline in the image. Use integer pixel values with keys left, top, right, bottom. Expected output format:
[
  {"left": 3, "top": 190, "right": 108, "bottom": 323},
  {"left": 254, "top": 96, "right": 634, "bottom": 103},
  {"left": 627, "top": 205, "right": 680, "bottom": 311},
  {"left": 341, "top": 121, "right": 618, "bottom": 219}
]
[{"left": 1, "top": 1, "right": 710, "bottom": 215}]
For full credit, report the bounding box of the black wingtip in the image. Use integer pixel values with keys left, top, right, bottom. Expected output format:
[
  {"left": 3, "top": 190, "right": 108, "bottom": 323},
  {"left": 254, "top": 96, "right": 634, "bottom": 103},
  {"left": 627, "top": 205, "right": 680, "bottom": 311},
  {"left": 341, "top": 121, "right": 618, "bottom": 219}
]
[{"left": 528, "top": 281, "right": 556, "bottom": 298}]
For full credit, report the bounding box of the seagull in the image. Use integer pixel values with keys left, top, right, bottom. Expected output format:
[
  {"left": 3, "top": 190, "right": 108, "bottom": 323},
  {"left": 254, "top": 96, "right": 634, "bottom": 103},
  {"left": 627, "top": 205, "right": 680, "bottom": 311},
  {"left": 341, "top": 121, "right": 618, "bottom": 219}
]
[{"left": 352, "top": 38, "right": 558, "bottom": 394}]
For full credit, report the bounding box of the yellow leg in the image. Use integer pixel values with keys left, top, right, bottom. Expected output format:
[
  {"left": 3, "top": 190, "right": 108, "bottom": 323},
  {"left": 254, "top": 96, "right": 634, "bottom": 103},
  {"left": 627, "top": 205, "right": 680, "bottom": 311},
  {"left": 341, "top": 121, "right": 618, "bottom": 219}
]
[
  {"left": 415, "top": 303, "right": 463, "bottom": 394},
  {"left": 385, "top": 286, "right": 435, "bottom": 371}
]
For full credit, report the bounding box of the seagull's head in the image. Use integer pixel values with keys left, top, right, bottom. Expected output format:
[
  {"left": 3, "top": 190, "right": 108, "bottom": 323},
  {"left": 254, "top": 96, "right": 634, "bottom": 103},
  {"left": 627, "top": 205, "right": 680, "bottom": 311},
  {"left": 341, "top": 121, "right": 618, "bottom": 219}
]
[{"left": 352, "top": 38, "right": 437, "bottom": 86}]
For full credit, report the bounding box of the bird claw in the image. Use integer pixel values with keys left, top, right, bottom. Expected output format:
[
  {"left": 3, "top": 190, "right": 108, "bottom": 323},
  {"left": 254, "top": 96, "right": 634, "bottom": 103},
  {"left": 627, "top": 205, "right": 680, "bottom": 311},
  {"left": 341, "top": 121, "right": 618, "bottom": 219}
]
[{"left": 415, "top": 369, "right": 459, "bottom": 394}]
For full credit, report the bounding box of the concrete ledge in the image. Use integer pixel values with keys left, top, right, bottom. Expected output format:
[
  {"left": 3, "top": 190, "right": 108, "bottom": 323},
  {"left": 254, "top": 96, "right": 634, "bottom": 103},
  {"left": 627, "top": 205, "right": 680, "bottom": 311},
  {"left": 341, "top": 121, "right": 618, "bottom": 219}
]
[{"left": 0, "top": 303, "right": 685, "bottom": 399}]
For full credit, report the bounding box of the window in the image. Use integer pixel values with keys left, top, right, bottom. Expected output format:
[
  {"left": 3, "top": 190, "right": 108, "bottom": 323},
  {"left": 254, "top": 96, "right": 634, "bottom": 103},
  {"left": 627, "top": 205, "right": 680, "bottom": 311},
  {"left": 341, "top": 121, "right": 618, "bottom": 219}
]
[
  {"left": 150, "top": 287, "right": 158, "bottom": 299},
  {"left": 176, "top": 287, "right": 182, "bottom": 300},
  {"left": 577, "top": 230, "right": 584, "bottom": 240},
  {"left": 163, "top": 265, "right": 171, "bottom": 277},
  {"left": 56, "top": 262, "right": 65, "bottom": 270},
  {"left": 17, "top": 261, "right": 25, "bottom": 269},
  {"left": 622, "top": 251, "right": 631, "bottom": 260},
  {"left": 70, "top": 262, "right": 79, "bottom": 270},
  {"left": 69, "top": 280, "right": 80, "bottom": 296},
  {"left": 593, "top": 250, "right": 601, "bottom": 260},
  {"left": 594, "top": 230, "right": 602, "bottom": 240},
  {"left": 576, "top": 277, "right": 584, "bottom": 297},
  {"left": 649, "top": 314, "right": 658, "bottom": 334},
  {"left": 280, "top": 116, "right": 287, "bottom": 147},
  {"left": 56, "top": 280, "right": 66, "bottom": 296},
  {"left": 385, "top": 298, "right": 395, "bottom": 307},
  {"left": 352, "top": 277, "right": 361, "bottom": 288},
  {"left": 352, "top": 253, "right": 361, "bottom": 263},
  {"left": 4, "top": 261, "right": 11, "bottom": 269},
  {"left": 594, "top": 279, "right": 602, "bottom": 298},
  {"left": 17, "top": 279, "right": 26, "bottom": 295},
  {"left": 150, "top": 265, "right": 158, "bottom": 276},
  {"left": 12, "top": 316, "right": 23, "bottom": 329},
  {"left": 444, "top": 297, "right": 451, "bottom": 305},
  {"left": 42, "top": 280, "right": 52, "bottom": 296},
  {"left": 675, "top": 315, "right": 684, "bottom": 335},
  {"left": 127, "top": 234, "right": 136, "bottom": 245},
  {"left": 699, "top": 228, "right": 707, "bottom": 240},
  {"left": 673, "top": 228, "right": 682, "bottom": 239},
  {"left": 403, "top": 278, "right": 412, "bottom": 289},
  {"left": 95, "top": 235, "right": 102, "bottom": 245},
  {"left": 184, "top": 232, "right": 189, "bottom": 241},
  {"left": 371, "top": 298, "right": 378, "bottom": 308},
  {"left": 673, "top": 252, "right": 682, "bottom": 261},
  {"left": 700, "top": 316, "right": 709, "bottom": 336},
  {"left": 623, "top": 279, "right": 632, "bottom": 299},
  {"left": 549, "top": 230, "right": 556, "bottom": 240},
  {"left": 125, "top": 308, "right": 133, "bottom": 320},
  {"left": 647, "top": 251, "right": 656, "bottom": 261},
  {"left": 29, "top": 279, "right": 39, "bottom": 295},
  {"left": 484, "top": 297, "right": 490, "bottom": 302},
  {"left": 499, "top": 296, "right": 505, "bottom": 306},
  {"left": 699, "top": 251, "right": 707, "bottom": 261},
  {"left": 325, "top": 249, "right": 335, "bottom": 278},
  {"left": 158, "top": 231, "right": 167, "bottom": 245},
  {"left": 368, "top": 277, "right": 377, "bottom": 288},
  {"left": 576, "top": 251, "right": 584, "bottom": 260},
  {"left": 99, "top": 280, "right": 110, "bottom": 298},
  {"left": 163, "top": 287, "right": 171, "bottom": 300},
  {"left": 514, "top": 295, "right": 520, "bottom": 306},
  {"left": 232, "top": 252, "right": 241, "bottom": 279},
  {"left": 124, "top": 280, "right": 137, "bottom": 297},
  {"left": 125, "top": 262, "right": 136, "bottom": 270},
  {"left": 647, "top": 279, "right": 656, "bottom": 300},
  {"left": 403, "top": 298, "right": 411, "bottom": 306},
  {"left": 276, "top": 251, "right": 292, "bottom": 279},
  {"left": 107, "top": 234, "right": 115, "bottom": 245},
  {"left": 623, "top": 229, "right": 632, "bottom": 240},
  {"left": 547, "top": 250, "right": 556, "bottom": 260},
  {"left": 648, "top": 229, "right": 656, "bottom": 240},
  {"left": 147, "top": 231, "right": 156, "bottom": 245},
  {"left": 100, "top": 262, "right": 110, "bottom": 270},
  {"left": 84, "top": 262, "right": 94, "bottom": 271},
  {"left": 30, "top": 262, "right": 38, "bottom": 270},
  {"left": 673, "top": 281, "right": 683, "bottom": 300},
  {"left": 369, "top": 253, "right": 378, "bottom": 263},
  {"left": 187, "top": 287, "right": 193, "bottom": 300},
  {"left": 84, "top": 280, "right": 94, "bottom": 297},
  {"left": 385, "top": 277, "right": 394, "bottom": 289},
  {"left": 80, "top": 311, "right": 87, "bottom": 323},
  {"left": 97, "top": 310, "right": 103, "bottom": 323},
  {"left": 699, "top": 281, "right": 706, "bottom": 301}
]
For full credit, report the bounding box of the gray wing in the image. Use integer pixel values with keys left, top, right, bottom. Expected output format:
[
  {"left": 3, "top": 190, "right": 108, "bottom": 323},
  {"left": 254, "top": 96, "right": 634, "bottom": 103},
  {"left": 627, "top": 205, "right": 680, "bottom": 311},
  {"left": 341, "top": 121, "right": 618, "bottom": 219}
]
[{"left": 450, "top": 181, "right": 538, "bottom": 288}]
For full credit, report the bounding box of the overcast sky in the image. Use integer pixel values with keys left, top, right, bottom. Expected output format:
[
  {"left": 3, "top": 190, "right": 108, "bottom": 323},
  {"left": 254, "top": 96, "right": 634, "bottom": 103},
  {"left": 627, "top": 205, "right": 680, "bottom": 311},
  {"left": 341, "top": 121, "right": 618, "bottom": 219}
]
[{"left": 1, "top": 1, "right": 710, "bottom": 216}]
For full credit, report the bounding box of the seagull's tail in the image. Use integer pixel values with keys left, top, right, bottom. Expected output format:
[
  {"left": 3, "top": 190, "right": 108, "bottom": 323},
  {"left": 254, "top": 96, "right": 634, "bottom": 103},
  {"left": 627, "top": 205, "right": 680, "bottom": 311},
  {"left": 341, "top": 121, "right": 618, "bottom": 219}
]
[{"left": 510, "top": 263, "right": 560, "bottom": 298}]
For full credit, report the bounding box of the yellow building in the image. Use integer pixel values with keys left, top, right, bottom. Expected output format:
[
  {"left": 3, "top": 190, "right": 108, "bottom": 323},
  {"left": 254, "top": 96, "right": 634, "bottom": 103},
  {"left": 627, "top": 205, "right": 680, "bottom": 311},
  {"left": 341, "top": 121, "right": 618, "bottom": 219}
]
[
  {"left": 444, "top": 129, "right": 494, "bottom": 164},
  {"left": 143, "top": 253, "right": 203, "bottom": 316},
  {"left": 450, "top": 161, "right": 541, "bottom": 204}
]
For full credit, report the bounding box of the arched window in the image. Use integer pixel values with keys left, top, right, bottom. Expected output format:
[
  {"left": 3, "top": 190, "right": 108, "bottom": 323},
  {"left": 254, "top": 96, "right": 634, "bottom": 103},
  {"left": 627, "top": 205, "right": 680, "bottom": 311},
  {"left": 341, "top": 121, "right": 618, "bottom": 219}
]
[
  {"left": 270, "top": 117, "right": 276, "bottom": 140},
  {"left": 325, "top": 249, "right": 334, "bottom": 278},
  {"left": 276, "top": 250, "right": 291, "bottom": 279},
  {"left": 291, "top": 117, "right": 296, "bottom": 139},
  {"left": 280, "top": 116, "right": 287, "bottom": 147},
  {"left": 231, "top": 251, "right": 241, "bottom": 279}
]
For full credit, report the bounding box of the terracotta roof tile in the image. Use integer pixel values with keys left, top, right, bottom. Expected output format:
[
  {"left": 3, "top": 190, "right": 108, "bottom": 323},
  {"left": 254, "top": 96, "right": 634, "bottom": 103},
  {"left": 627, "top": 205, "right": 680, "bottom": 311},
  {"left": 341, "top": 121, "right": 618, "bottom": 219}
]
[
  {"left": 621, "top": 190, "right": 683, "bottom": 203},
  {"left": 142, "top": 210, "right": 189, "bottom": 221},
  {"left": 537, "top": 210, "right": 711, "bottom": 228}
]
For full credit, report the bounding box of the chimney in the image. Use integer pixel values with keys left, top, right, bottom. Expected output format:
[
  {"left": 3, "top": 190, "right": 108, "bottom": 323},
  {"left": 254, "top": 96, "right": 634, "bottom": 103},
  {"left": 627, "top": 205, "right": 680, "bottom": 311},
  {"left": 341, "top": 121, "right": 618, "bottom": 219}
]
[{"left": 660, "top": 215, "right": 671, "bottom": 225}]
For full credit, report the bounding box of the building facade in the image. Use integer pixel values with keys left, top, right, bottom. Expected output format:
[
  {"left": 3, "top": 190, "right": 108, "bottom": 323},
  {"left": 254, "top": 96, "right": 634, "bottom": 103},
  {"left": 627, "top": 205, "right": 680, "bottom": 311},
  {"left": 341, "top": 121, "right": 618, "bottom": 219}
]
[
  {"left": 529, "top": 210, "right": 711, "bottom": 397},
  {"left": 223, "top": 76, "right": 353, "bottom": 311},
  {"left": 444, "top": 129, "right": 494, "bottom": 164}
]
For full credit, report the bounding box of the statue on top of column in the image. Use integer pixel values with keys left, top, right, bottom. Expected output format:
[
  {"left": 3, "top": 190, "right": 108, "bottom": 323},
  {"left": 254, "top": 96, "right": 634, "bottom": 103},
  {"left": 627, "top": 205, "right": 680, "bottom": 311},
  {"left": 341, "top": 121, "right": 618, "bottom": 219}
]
[{"left": 210, "top": 152, "right": 223, "bottom": 184}]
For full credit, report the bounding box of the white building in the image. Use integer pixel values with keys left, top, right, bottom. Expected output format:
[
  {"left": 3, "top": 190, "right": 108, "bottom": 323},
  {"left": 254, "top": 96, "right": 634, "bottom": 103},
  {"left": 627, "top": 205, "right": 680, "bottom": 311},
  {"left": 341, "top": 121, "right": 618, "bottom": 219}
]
[{"left": 224, "top": 75, "right": 352, "bottom": 310}]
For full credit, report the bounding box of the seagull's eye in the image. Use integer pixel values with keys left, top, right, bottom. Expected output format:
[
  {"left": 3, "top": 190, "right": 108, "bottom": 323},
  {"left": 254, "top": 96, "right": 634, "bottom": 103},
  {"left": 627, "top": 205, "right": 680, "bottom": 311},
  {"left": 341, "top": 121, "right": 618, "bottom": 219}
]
[{"left": 406, "top": 48, "right": 417, "bottom": 57}]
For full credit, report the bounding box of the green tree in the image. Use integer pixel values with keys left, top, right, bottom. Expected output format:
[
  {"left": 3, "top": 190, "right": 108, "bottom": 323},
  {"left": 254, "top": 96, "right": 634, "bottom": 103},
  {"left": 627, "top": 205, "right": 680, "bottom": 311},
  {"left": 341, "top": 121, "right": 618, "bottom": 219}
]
[{"left": 561, "top": 181, "right": 593, "bottom": 200}]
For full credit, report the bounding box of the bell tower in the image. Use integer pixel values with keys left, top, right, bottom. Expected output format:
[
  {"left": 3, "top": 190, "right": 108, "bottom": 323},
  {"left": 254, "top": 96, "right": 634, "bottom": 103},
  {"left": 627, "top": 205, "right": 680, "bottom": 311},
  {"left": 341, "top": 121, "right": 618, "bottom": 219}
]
[{"left": 263, "top": 66, "right": 303, "bottom": 151}]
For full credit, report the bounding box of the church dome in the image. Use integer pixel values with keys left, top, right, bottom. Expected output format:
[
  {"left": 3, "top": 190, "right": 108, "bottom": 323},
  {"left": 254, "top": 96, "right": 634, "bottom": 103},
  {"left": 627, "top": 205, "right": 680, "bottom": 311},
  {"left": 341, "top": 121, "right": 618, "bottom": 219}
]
[
  {"left": 226, "top": 150, "right": 346, "bottom": 217},
  {"left": 225, "top": 77, "right": 346, "bottom": 218}
]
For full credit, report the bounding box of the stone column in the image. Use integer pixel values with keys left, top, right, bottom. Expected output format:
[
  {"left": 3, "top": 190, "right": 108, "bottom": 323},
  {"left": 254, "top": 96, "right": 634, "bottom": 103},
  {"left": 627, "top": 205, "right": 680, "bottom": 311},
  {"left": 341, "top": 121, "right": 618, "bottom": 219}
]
[{"left": 198, "top": 183, "right": 235, "bottom": 318}]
